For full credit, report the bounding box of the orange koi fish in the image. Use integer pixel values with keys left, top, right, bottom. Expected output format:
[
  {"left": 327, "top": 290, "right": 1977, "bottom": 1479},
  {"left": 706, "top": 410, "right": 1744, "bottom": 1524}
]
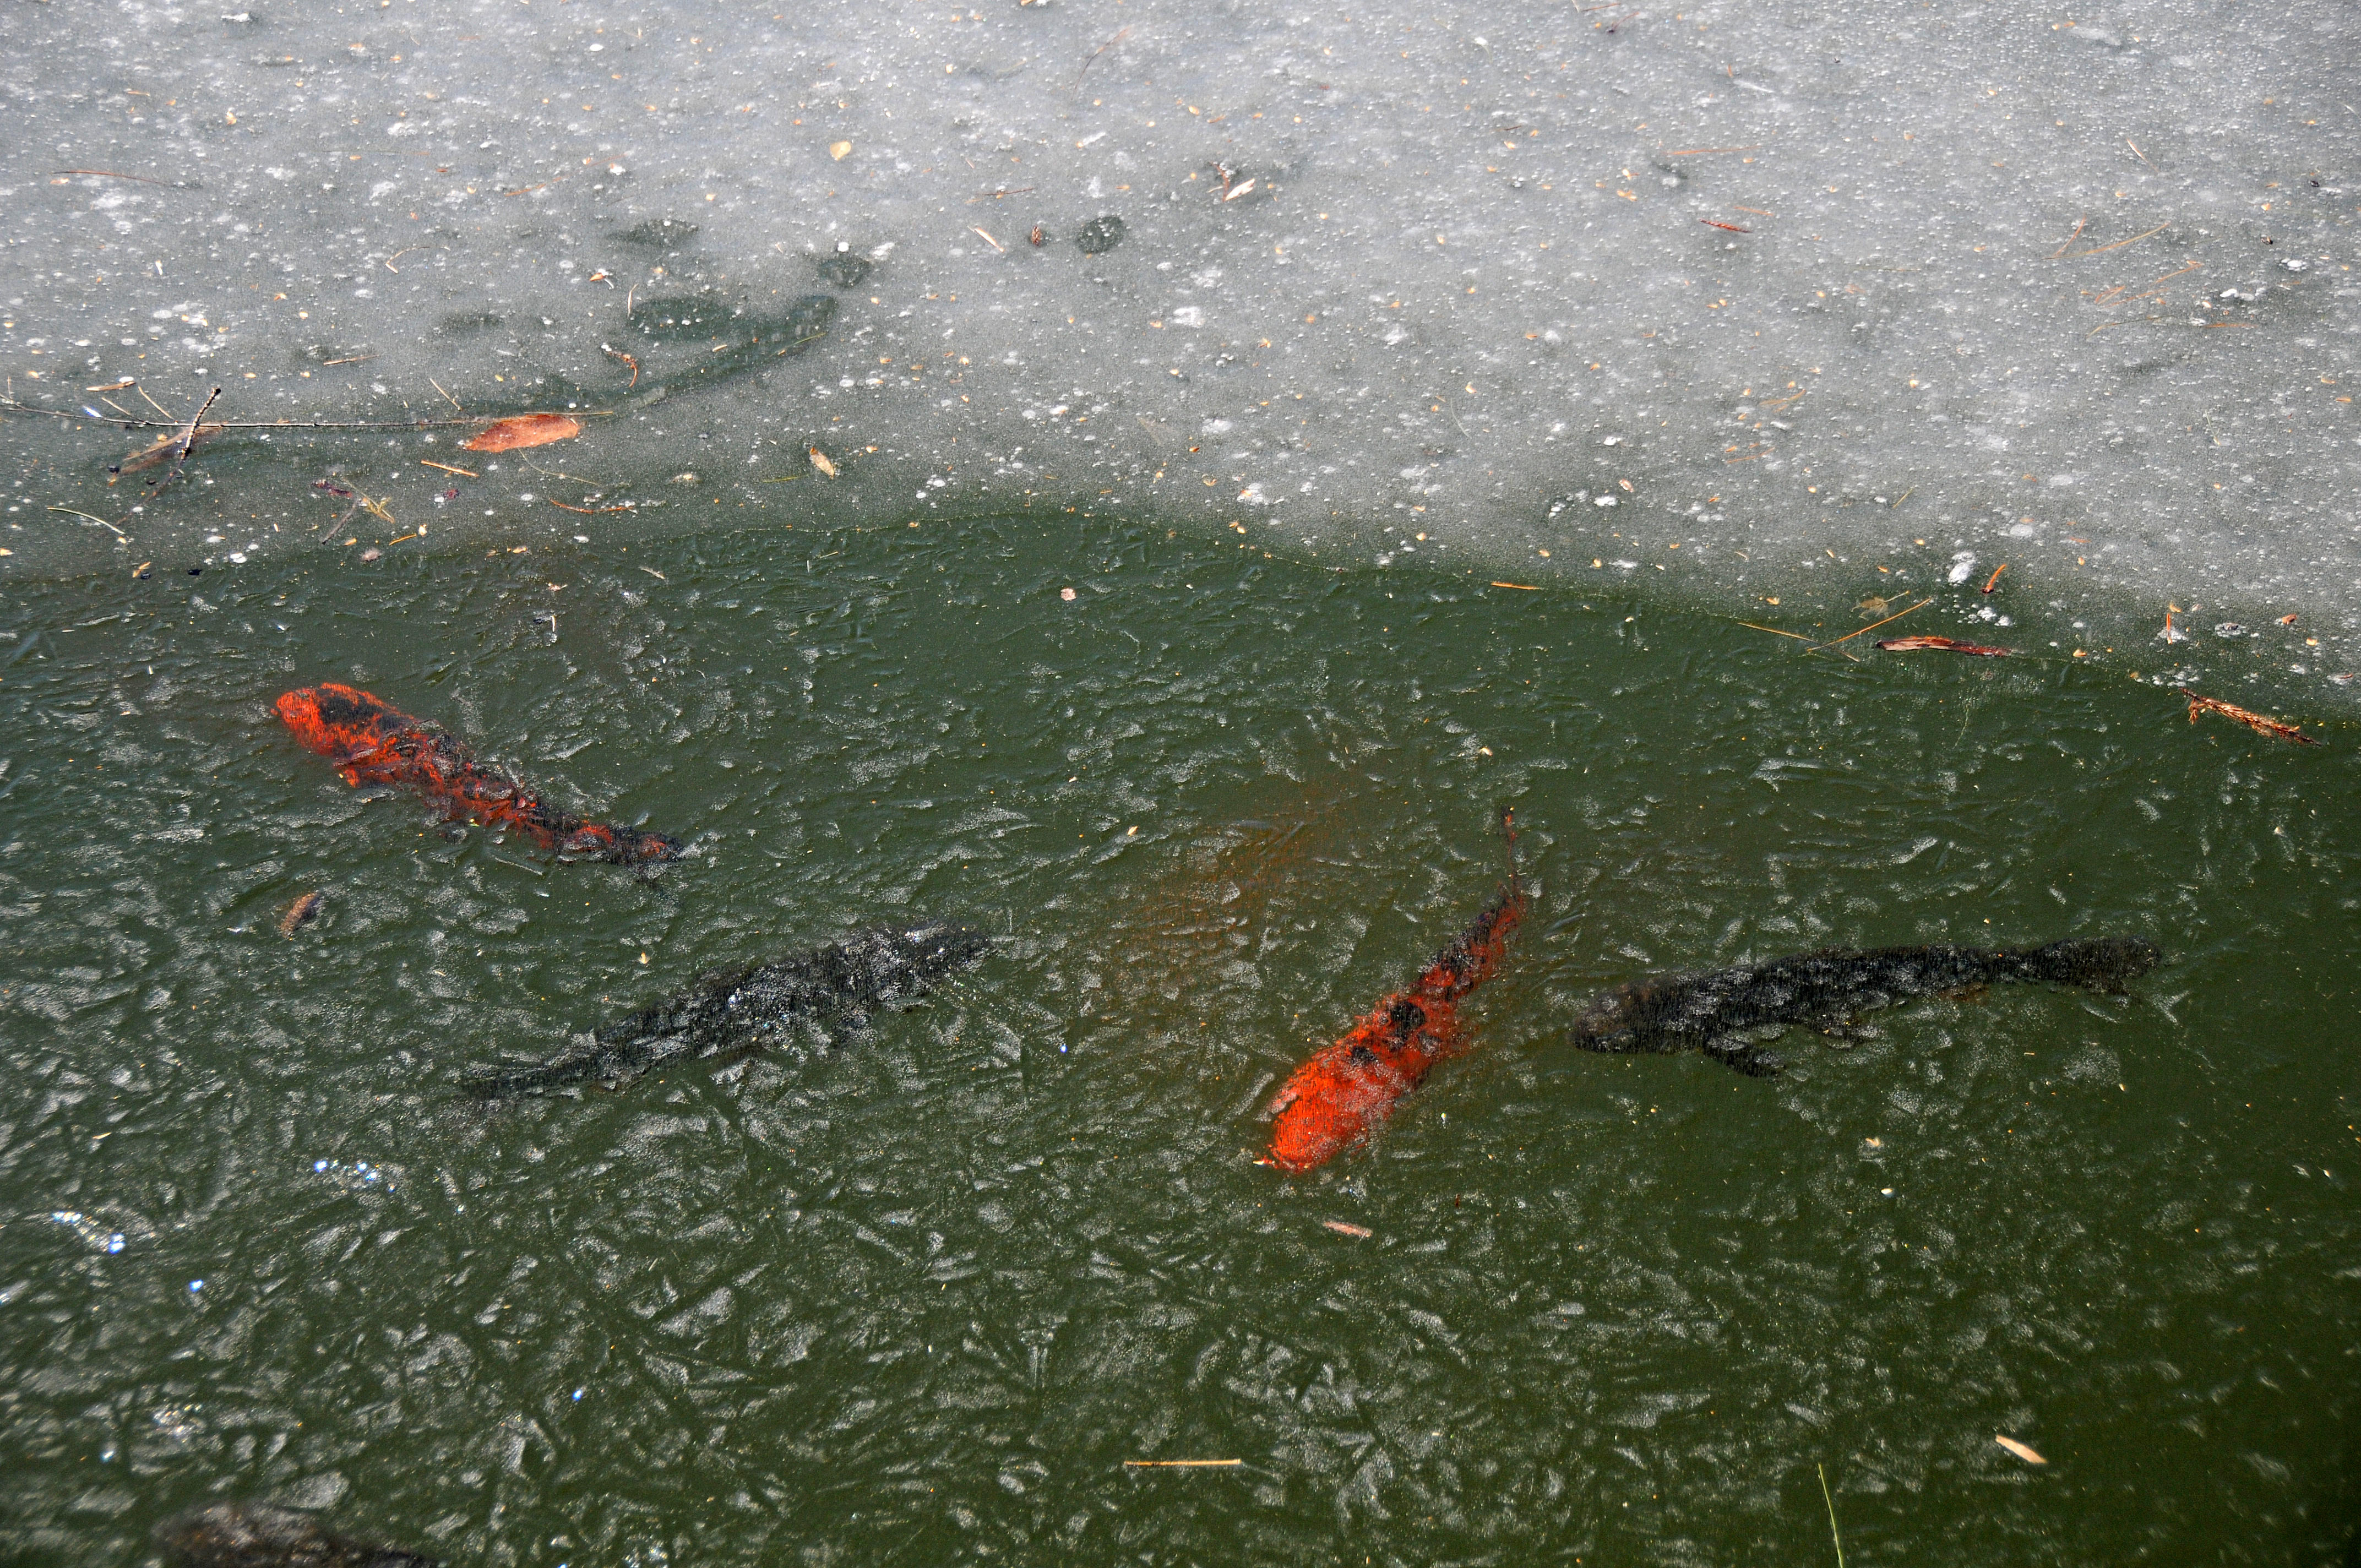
[
  {"left": 275, "top": 682, "right": 681, "bottom": 863},
  {"left": 1261, "top": 808, "right": 1526, "bottom": 1172}
]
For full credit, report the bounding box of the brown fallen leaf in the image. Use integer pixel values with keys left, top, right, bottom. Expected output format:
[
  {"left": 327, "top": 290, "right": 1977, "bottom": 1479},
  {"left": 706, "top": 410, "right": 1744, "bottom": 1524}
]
[
  {"left": 461, "top": 412, "right": 583, "bottom": 453},
  {"left": 2179, "top": 689, "right": 2320, "bottom": 746},
  {"left": 808, "top": 446, "right": 837, "bottom": 478},
  {"left": 1876, "top": 635, "right": 2014, "bottom": 657},
  {"left": 1321, "top": 1219, "right": 1373, "bottom": 1239},
  {"left": 114, "top": 424, "right": 224, "bottom": 475},
  {"left": 1994, "top": 1434, "right": 2047, "bottom": 1465},
  {"left": 279, "top": 889, "right": 325, "bottom": 937}
]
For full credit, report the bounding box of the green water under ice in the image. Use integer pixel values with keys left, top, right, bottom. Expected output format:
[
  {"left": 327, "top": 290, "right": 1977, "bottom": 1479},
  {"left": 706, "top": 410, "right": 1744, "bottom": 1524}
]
[{"left": 2, "top": 515, "right": 2357, "bottom": 1565}]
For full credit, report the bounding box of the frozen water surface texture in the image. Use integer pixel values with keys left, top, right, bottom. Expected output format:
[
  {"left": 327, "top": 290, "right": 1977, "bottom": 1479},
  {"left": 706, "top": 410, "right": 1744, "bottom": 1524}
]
[
  {"left": 4, "top": 6, "right": 2361, "bottom": 1564},
  {"left": 2, "top": 0, "right": 2358, "bottom": 699},
  {"left": 2, "top": 520, "right": 2357, "bottom": 1565}
]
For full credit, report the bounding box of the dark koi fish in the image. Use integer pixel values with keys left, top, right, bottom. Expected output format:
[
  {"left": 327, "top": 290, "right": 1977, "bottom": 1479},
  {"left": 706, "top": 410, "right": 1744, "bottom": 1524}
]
[
  {"left": 1261, "top": 808, "right": 1527, "bottom": 1172},
  {"left": 464, "top": 918, "right": 992, "bottom": 1096},
  {"left": 1569, "top": 936, "right": 2159, "bottom": 1077},
  {"left": 275, "top": 683, "right": 681, "bottom": 864},
  {"left": 156, "top": 1501, "right": 437, "bottom": 1568}
]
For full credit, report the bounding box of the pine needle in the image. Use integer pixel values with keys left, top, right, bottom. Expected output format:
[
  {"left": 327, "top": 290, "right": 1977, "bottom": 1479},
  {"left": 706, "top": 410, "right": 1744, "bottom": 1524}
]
[{"left": 1819, "top": 1463, "right": 1846, "bottom": 1568}]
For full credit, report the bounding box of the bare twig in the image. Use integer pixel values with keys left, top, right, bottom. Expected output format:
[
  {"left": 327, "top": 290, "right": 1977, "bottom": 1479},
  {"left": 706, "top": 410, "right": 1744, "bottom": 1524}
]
[
  {"left": 176, "top": 386, "right": 223, "bottom": 464},
  {"left": 1075, "top": 25, "right": 1129, "bottom": 91},
  {"left": 1810, "top": 597, "right": 1929, "bottom": 651},
  {"left": 49, "top": 505, "right": 126, "bottom": 537},
  {"left": 1, "top": 397, "right": 602, "bottom": 433},
  {"left": 2059, "top": 221, "right": 2170, "bottom": 259},
  {"left": 54, "top": 168, "right": 171, "bottom": 186},
  {"left": 1819, "top": 1463, "right": 1847, "bottom": 1568},
  {"left": 1123, "top": 1459, "right": 1241, "bottom": 1468}
]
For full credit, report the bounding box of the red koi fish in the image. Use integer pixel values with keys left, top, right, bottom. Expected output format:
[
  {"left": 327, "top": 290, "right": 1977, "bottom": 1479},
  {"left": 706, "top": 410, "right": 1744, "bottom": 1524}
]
[
  {"left": 275, "top": 683, "right": 681, "bottom": 863},
  {"left": 1261, "top": 808, "right": 1526, "bottom": 1172}
]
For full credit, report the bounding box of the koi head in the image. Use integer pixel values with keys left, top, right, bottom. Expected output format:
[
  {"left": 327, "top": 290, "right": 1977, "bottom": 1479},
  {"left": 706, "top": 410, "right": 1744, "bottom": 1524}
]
[
  {"left": 1261, "top": 1038, "right": 1415, "bottom": 1173},
  {"left": 559, "top": 821, "right": 686, "bottom": 865},
  {"left": 275, "top": 682, "right": 398, "bottom": 759}
]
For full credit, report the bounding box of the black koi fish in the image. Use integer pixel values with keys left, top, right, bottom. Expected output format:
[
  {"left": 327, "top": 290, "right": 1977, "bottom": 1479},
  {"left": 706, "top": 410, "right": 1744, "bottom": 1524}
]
[
  {"left": 465, "top": 918, "right": 993, "bottom": 1096},
  {"left": 156, "top": 1502, "right": 437, "bottom": 1568},
  {"left": 1569, "top": 936, "right": 2159, "bottom": 1077}
]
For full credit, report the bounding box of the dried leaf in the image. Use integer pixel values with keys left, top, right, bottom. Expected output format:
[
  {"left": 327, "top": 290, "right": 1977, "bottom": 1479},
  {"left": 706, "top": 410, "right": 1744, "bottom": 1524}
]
[
  {"left": 2180, "top": 689, "right": 2320, "bottom": 746},
  {"left": 1994, "top": 1434, "right": 2048, "bottom": 1465},
  {"left": 278, "top": 890, "right": 325, "bottom": 937},
  {"left": 1876, "top": 635, "right": 2014, "bottom": 657},
  {"left": 461, "top": 413, "right": 583, "bottom": 453},
  {"left": 115, "top": 424, "right": 223, "bottom": 474},
  {"left": 808, "top": 446, "right": 837, "bottom": 478}
]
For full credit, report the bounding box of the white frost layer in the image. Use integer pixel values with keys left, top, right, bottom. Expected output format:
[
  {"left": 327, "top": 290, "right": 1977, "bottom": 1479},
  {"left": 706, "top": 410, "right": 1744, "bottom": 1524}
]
[{"left": 2, "top": 0, "right": 2357, "bottom": 673}]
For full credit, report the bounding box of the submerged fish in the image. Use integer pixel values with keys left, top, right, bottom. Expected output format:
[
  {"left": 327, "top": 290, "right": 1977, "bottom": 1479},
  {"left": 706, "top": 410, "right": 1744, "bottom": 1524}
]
[
  {"left": 1261, "top": 809, "right": 1527, "bottom": 1172},
  {"left": 275, "top": 682, "right": 680, "bottom": 864},
  {"left": 465, "top": 918, "right": 993, "bottom": 1096},
  {"left": 155, "top": 1501, "right": 437, "bottom": 1568},
  {"left": 1569, "top": 935, "right": 2161, "bottom": 1077}
]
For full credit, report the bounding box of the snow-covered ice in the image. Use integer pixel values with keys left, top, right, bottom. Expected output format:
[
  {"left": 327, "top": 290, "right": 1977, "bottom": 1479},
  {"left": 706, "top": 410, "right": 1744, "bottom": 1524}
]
[{"left": 2, "top": 0, "right": 2356, "bottom": 689}]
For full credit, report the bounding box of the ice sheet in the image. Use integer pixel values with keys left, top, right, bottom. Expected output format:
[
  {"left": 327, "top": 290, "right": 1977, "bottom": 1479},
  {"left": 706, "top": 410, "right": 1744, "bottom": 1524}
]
[{"left": 3, "top": 0, "right": 2356, "bottom": 693}]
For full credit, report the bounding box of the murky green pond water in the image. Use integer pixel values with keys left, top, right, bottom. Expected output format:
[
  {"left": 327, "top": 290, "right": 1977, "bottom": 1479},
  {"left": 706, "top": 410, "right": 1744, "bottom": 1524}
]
[{"left": 4, "top": 518, "right": 2357, "bottom": 1565}]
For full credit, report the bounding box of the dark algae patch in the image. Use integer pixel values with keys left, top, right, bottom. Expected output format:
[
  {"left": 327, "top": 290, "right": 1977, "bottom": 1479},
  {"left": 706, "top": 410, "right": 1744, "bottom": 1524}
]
[
  {"left": 618, "top": 290, "right": 839, "bottom": 388},
  {"left": 612, "top": 216, "right": 701, "bottom": 250},
  {"left": 1076, "top": 214, "right": 1127, "bottom": 254},
  {"left": 155, "top": 1501, "right": 438, "bottom": 1568},
  {"left": 782, "top": 292, "right": 837, "bottom": 350},
  {"left": 817, "top": 242, "right": 872, "bottom": 290}
]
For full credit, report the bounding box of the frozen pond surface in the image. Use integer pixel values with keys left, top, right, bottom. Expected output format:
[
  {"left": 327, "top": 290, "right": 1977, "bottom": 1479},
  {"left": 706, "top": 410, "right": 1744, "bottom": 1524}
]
[
  {"left": 4, "top": 6, "right": 2361, "bottom": 1564},
  {"left": 1, "top": 519, "right": 2357, "bottom": 1564},
  {"left": 4, "top": 0, "right": 2360, "bottom": 702}
]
